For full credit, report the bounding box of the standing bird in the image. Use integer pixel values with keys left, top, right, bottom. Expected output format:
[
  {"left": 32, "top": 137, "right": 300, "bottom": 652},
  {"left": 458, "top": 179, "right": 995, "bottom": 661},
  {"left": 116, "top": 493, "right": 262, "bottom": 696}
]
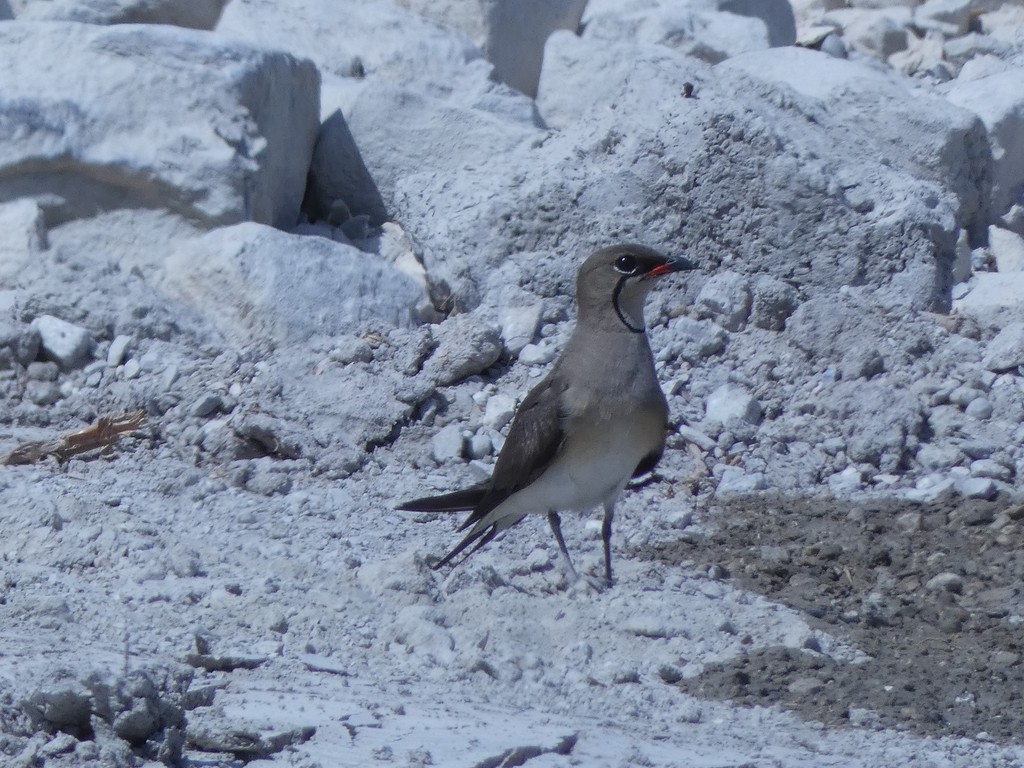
[{"left": 399, "top": 244, "right": 695, "bottom": 586}]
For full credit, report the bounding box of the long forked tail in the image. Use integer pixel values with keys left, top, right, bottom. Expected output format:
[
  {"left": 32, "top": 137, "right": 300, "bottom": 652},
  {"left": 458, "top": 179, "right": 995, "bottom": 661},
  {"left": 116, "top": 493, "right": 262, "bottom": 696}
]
[
  {"left": 431, "top": 523, "right": 501, "bottom": 571},
  {"left": 395, "top": 485, "right": 488, "bottom": 513}
]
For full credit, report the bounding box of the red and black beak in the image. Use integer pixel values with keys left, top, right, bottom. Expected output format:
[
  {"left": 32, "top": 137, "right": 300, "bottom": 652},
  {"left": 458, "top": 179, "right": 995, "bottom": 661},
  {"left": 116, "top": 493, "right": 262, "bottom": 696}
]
[{"left": 645, "top": 256, "right": 697, "bottom": 278}]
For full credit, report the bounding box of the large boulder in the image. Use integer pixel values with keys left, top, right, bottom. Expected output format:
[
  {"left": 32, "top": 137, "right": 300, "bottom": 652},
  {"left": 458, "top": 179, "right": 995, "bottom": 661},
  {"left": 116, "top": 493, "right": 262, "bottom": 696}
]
[
  {"left": 396, "top": 37, "right": 984, "bottom": 312},
  {"left": 8, "top": 0, "right": 228, "bottom": 28},
  {"left": 478, "top": 0, "right": 588, "bottom": 97},
  {"left": 216, "top": 0, "right": 481, "bottom": 115},
  {"left": 946, "top": 67, "right": 1024, "bottom": 235},
  {"left": 0, "top": 22, "right": 319, "bottom": 229},
  {"left": 160, "top": 223, "right": 430, "bottom": 344}
]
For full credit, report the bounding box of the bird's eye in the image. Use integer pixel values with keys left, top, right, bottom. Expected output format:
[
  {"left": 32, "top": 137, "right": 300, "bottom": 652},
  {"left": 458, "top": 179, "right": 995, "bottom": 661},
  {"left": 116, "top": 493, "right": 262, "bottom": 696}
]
[{"left": 614, "top": 254, "right": 638, "bottom": 275}]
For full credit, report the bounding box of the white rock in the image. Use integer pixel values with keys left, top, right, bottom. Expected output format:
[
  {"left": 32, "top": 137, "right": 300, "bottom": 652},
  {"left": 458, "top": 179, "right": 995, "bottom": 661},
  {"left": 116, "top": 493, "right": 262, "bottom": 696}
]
[
  {"left": 917, "top": 443, "right": 962, "bottom": 470},
  {"left": 925, "top": 571, "right": 963, "bottom": 593},
  {"left": 705, "top": 384, "right": 762, "bottom": 426},
  {"left": 719, "top": 0, "right": 797, "bottom": 47},
  {"left": 676, "top": 425, "right": 717, "bottom": 452},
  {"left": 750, "top": 275, "right": 798, "bottom": 331},
  {"left": 581, "top": 1, "right": 772, "bottom": 65},
  {"left": 982, "top": 322, "right": 1024, "bottom": 372},
  {"left": 714, "top": 467, "right": 767, "bottom": 498},
  {"left": 695, "top": 271, "right": 752, "bottom": 331},
  {"left": 31, "top": 315, "right": 94, "bottom": 371},
  {"left": 217, "top": 0, "right": 480, "bottom": 113},
  {"left": 827, "top": 466, "right": 863, "bottom": 494},
  {"left": 970, "top": 458, "right": 1012, "bottom": 481},
  {"left": 423, "top": 314, "right": 503, "bottom": 386},
  {"left": 823, "top": 8, "right": 911, "bottom": 59},
  {"left": 0, "top": 23, "right": 319, "bottom": 228},
  {"left": 989, "top": 226, "right": 1024, "bottom": 272},
  {"left": 953, "top": 273, "right": 1024, "bottom": 330},
  {"left": 499, "top": 301, "right": 543, "bottom": 356},
  {"left": 483, "top": 393, "right": 517, "bottom": 431},
  {"left": 905, "top": 474, "right": 956, "bottom": 502},
  {"left": 0, "top": 199, "right": 46, "bottom": 286},
  {"left": 946, "top": 68, "right": 1024, "bottom": 233},
  {"left": 431, "top": 425, "right": 465, "bottom": 464},
  {"left": 478, "top": 0, "right": 587, "bottom": 98},
  {"left": 914, "top": 0, "right": 972, "bottom": 37},
  {"left": 11, "top": 0, "right": 228, "bottom": 28},
  {"left": 162, "top": 223, "right": 427, "bottom": 343},
  {"left": 964, "top": 397, "right": 993, "bottom": 420},
  {"left": 956, "top": 476, "right": 997, "bottom": 500},
  {"left": 466, "top": 433, "right": 493, "bottom": 460},
  {"left": 518, "top": 342, "right": 557, "bottom": 366},
  {"left": 107, "top": 335, "right": 132, "bottom": 368}
]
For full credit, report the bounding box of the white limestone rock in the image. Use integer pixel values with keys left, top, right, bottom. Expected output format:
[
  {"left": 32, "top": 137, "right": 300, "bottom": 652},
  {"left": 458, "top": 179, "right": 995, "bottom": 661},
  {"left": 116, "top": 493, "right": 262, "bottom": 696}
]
[
  {"left": 422, "top": 313, "right": 502, "bottom": 386},
  {"left": 695, "top": 271, "right": 752, "bottom": 331},
  {"left": 31, "top": 315, "right": 94, "bottom": 370},
  {"left": 479, "top": 0, "right": 588, "bottom": 98},
  {"left": 750, "top": 275, "right": 799, "bottom": 331},
  {"left": 498, "top": 300, "right": 543, "bottom": 356},
  {"left": 483, "top": 393, "right": 517, "bottom": 432},
  {"left": 989, "top": 225, "right": 1024, "bottom": 272},
  {"left": 705, "top": 384, "right": 762, "bottom": 426},
  {"left": 161, "top": 223, "right": 427, "bottom": 344},
  {"left": 715, "top": 467, "right": 768, "bottom": 498},
  {"left": 0, "top": 199, "right": 46, "bottom": 287},
  {"left": 0, "top": 22, "right": 319, "bottom": 229},
  {"left": 582, "top": 2, "right": 772, "bottom": 65},
  {"left": 915, "top": 0, "right": 973, "bottom": 37},
  {"left": 982, "top": 322, "right": 1024, "bottom": 373},
  {"left": 823, "top": 8, "right": 911, "bottom": 60},
  {"left": 946, "top": 67, "right": 1024, "bottom": 235},
  {"left": 953, "top": 273, "right": 1024, "bottom": 330},
  {"left": 0, "top": 319, "right": 40, "bottom": 369},
  {"left": 10, "top": 0, "right": 228, "bottom": 28},
  {"left": 217, "top": 0, "right": 481, "bottom": 115},
  {"left": 431, "top": 424, "right": 465, "bottom": 464},
  {"left": 719, "top": 0, "right": 796, "bottom": 48}
]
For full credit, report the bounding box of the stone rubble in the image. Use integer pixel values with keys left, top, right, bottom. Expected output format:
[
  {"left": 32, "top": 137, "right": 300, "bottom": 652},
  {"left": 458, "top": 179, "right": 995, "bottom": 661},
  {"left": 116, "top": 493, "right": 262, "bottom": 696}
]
[{"left": 1, "top": 0, "right": 1024, "bottom": 766}]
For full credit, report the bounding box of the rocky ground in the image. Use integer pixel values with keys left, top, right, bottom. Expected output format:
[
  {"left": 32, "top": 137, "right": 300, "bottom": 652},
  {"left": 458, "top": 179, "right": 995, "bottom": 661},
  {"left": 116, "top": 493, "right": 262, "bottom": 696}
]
[{"left": 1, "top": 0, "right": 1024, "bottom": 766}]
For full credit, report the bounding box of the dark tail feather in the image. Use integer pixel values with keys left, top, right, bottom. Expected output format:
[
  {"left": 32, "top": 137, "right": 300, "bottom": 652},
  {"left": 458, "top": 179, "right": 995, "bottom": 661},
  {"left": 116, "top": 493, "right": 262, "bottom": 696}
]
[
  {"left": 431, "top": 524, "right": 500, "bottom": 571},
  {"left": 396, "top": 485, "right": 488, "bottom": 513}
]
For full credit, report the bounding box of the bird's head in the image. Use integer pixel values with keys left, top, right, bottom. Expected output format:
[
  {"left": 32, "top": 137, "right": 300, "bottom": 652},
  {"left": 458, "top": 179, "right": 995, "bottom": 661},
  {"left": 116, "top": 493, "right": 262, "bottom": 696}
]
[{"left": 576, "top": 244, "right": 696, "bottom": 333}]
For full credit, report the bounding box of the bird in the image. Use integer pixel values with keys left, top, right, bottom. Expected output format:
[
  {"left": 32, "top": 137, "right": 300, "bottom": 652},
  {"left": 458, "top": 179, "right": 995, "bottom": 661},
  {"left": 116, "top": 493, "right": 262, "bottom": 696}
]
[{"left": 398, "top": 244, "right": 695, "bottom": 587}]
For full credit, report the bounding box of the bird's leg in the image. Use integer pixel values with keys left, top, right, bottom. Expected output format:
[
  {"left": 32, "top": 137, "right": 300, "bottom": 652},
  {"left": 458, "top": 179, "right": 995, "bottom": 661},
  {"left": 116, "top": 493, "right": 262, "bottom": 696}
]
[
  {"left": 547, "top": 511, "right": 578, "bottom": 580},
  {"left": 602, "top": 502, "right": 615, "bottom": 587}
]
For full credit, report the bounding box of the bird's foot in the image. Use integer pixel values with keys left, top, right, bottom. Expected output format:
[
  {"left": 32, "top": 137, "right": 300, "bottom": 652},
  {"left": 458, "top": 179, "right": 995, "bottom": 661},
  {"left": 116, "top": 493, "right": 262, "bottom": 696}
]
[{"left": 567, "top": 572, "right": 613, "bottom": 595}]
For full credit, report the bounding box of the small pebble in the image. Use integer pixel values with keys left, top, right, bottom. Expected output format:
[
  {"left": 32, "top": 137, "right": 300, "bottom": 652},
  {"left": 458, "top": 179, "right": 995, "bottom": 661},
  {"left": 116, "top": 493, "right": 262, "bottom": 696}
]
[
  {"left": 925, "top": 572, "right": 963, "bottom": 593},
  {"left": 466, "top": 433, "right": 492, "bottom": 460},
  {"left": 107, "top": 334, "right": 132, "bottom": 367},
  {"left": 965, "top": 397, "right": 993, "bottom": 419},
  {"left": 191, "top": 393, "right": 223, "bottom": 417},
  {"left": 957, "top": 477, "right": 997, "bottom": 500},
  {"left": 518, "top": 342, "right": 556, "bottom": 366}
]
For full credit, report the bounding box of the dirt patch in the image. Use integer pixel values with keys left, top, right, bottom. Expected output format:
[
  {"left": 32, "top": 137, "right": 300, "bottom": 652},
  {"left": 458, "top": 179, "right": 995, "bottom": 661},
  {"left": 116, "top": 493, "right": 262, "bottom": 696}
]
[{"left": 638, "top": 493, "right": 1024, "bottom": 742}]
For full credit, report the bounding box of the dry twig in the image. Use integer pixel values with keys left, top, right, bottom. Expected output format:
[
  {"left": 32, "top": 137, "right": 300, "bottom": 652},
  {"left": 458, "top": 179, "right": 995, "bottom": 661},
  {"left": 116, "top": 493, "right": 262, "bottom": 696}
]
[{"left": 2, "top": 410, "right": 145, "bottom": 466}]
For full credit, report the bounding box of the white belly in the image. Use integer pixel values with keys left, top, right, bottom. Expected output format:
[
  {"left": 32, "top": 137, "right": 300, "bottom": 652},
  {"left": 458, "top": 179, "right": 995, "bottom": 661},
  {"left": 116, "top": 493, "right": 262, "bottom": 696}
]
[{"left": 480, "top": 411, "right": 663, "bottom": 532}]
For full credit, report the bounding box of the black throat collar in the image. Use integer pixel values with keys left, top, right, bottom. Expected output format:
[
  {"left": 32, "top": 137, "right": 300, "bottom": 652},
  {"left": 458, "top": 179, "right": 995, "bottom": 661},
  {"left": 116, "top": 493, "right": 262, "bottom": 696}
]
[{"left": 612, "top": 276, "right": 645, "bottom": 334}]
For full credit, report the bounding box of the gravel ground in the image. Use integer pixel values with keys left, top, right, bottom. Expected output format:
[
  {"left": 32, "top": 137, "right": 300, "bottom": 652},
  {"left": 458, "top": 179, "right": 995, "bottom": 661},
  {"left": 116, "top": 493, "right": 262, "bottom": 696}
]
[{"left": 668, "top": 493, "right": 1024, "bottom": 742}]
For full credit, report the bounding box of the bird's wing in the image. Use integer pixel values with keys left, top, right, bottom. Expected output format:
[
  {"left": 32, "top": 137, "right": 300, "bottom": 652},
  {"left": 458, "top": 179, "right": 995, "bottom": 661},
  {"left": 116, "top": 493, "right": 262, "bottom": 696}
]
[
  {"left": 429, "top": 375, "right": 567, "bottom": 572},
  {"left": 477, "top": 374, "right": 567, "bottom": 515}
]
